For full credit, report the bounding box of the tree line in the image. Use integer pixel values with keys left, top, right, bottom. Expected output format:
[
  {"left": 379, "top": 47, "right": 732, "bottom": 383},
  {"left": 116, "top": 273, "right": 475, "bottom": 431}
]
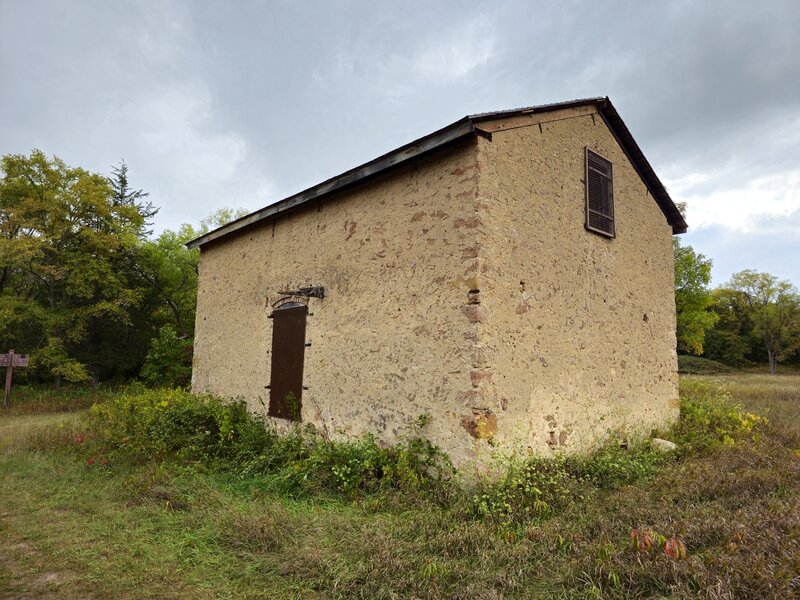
[
  {"left": 1, "top": 150, "right": 797, "bottom": 387},
  {"left": 0, "top": 150, "right": 244, "bottom": 387},
  {"left": 675, "top": 240, "right": 800, "bottom": 373}
]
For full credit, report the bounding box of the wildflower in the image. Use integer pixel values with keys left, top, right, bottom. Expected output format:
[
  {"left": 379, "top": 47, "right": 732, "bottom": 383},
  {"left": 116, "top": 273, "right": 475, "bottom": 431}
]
[{"left": 87, "top": 457, "right": 95, "bottom": 466}]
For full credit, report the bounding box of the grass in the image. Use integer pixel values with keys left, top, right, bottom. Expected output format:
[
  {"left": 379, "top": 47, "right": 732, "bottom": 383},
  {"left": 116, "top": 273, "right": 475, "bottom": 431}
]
[
  {"left": 677, "top": 355, "right": 734, "bottom": 375},
  {"left": 1, "top": 383, "right": 141, "bottom": 416},
  {"left": 703, "top": 372, "right": 800, "bottom": 440},
  {"left": 1, "top": 375, "right": 799, "bottom": 598}
]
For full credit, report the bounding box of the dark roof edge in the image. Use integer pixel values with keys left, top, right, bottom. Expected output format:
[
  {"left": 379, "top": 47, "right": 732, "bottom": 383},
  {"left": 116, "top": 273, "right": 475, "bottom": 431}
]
[
  {"left": 187, "top": 97, "right": 686, "bottom": 249},
  {"left": 186, "top": 118, "right": 476, "bottom": 249},
  {"left": 593, "top": 98, "right": 687, "bottom": 234},
  {"left": 469, "top": 96, "right": 686, "bottom": 234}
]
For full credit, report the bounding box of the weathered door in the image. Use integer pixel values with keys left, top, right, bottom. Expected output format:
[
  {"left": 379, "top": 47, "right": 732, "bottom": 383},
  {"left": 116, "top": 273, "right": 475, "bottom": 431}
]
[{"left": 268, "top": 304, "right": 307, "bottom": 420}]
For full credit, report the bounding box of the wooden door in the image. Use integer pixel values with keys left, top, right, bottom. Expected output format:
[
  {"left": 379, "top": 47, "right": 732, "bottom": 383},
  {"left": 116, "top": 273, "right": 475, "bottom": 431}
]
[{"left": 268, "top": 304, "right": 307, "bottom": 420}]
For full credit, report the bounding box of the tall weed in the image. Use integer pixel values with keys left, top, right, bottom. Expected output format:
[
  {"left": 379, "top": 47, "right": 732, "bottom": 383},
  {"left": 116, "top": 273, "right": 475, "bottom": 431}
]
[
  {"left": 84, "top": 380, "right": 769, "bottom": 522},
  {"left": 86, "top": 389, "right": 450, "bottom": 496}
]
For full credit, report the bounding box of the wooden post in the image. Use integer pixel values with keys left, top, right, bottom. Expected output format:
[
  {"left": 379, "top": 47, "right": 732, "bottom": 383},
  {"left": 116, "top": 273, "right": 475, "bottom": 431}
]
[
  {"left": 2, "top": 349, "right": 28, "bottom": 409},
  {"left": 3, "top": 349, "right": 14, "bottom": 409}
]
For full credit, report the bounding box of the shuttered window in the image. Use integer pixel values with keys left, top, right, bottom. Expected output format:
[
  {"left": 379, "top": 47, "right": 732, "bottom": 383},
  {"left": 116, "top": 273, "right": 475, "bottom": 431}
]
[{"left": 585, "top": 148, "right": 615, "bottom": 237}]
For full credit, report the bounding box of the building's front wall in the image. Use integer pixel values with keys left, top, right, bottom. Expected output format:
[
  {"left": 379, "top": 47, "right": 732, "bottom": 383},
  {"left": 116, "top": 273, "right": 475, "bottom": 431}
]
[
  {"left": 472, "top": 106, "right": 679, "bottom": 456},
  {"left": 192, "top": 141, "right": 487, "bottom": 461}
]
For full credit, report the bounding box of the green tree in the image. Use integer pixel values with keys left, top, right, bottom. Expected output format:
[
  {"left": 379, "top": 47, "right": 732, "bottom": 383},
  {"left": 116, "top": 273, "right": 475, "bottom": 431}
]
[
  {"left": 727, "top": 270, "right": 800, "bottom": 374},
  {"left": 140, "top": 324, "right": 193, "bottom": 388},
  {"left": 674, "top": 239, "right": 718, "bottom": 355},
  {"left": 134, "top": 207, "right": 248, "bottom": 338},
  {"left": 0, "top": 150, "right": 147, "bottom": 383},
  {"left": 135, "top": 224, "right": 200, "bottom": 337},
  {"left": 110, "top": 160, "right": 158, "bottom": 237},
  {"left": 703, "top": 288, "right": 755, "bottom": 367}
]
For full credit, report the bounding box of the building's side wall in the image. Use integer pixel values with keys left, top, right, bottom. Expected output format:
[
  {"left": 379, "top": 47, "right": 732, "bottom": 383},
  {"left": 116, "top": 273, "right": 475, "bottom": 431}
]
[
  {"left": 474, "top": 106, "right": 679, "bottom": 455},
  {"left": 192, "top": 141, "right": 484, "bottom": 461}
]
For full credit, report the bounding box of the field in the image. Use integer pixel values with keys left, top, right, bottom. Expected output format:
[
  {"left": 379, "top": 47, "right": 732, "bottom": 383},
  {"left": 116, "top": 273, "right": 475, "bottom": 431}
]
[{"left": 1, "top": 374, "right": 799, "bottom": 599}]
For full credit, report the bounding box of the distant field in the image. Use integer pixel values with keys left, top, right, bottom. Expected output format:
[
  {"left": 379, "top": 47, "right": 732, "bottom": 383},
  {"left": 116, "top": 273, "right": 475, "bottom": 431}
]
[
  {"left": 704, "top": 372, "right": 800, "bottom": 435},
  {"left": 1, "top": 374, "right": 799, "bottom": 599}
]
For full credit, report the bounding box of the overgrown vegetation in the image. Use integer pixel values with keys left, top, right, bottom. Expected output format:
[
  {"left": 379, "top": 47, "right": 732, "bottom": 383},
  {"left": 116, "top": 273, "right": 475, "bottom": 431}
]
[
  {"left": 85, "top": 388, "right": 450, "bottom": 496},
  {"left": 69, "top": 378, "right": 768, "bottom": 518},
  {"left": 2, "top": 375, "right": 799, "bottom": 598},
  {"left": 3, "top": 376, "right": 799, "bottom": 598}
]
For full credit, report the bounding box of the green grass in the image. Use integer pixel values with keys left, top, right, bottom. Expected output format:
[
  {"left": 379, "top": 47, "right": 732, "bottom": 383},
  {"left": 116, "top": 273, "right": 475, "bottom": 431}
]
[{"left": 1, "top": 375, "right": 799, "bottom": 598}]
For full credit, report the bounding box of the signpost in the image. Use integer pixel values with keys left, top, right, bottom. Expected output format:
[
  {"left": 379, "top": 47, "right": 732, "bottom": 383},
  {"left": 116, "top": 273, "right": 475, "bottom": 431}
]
[{"left": 2, "top": 349, "right": 29, "bottom": 408}]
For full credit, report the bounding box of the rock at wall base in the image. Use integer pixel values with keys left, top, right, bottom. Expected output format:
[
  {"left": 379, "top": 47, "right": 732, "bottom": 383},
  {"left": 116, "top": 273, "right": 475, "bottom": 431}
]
[{"left": 651, "top": 438, "right": 677, "bottom": 453}]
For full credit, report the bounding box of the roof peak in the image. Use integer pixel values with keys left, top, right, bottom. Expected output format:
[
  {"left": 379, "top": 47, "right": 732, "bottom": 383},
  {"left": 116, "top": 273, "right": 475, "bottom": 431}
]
[{"left": 187, "top": 96, "right": 684, "bottom": 249}]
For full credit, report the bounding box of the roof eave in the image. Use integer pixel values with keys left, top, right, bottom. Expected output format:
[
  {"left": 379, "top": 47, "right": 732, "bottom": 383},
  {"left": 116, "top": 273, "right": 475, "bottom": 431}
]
[
  {"left": 187, "top": 96, "right": 687, "bottom": 248},
  {"left": 185, "top": 118, "right": 477, "bottom": 249},
  {"left": 594, "top": 99, "right": 688, "bottom": 234}
]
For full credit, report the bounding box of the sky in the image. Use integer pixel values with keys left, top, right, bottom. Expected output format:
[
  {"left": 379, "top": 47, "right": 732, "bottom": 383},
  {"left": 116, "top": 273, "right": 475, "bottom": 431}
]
[{"left": 1, "top": 0, "right": 799, "bottom": 285}]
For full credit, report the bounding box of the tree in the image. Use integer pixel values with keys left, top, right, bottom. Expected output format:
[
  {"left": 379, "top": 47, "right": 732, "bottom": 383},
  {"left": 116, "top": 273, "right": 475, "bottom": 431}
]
[
  {"left": 727, "top": 270, "right": 800, "bottom": 374},
  {"left": 140, "top": 324, "right": 193, "bottom": 388},
  {"left": 135, "top": 223, "right": 201, "bottom": 337},
  {"left": 134, "top": 207, "right": 248, "bottom": 337},
  {"left": 674, "top": 238, "right": 718, "bottom": 355},
  {"left": 0, "top": 150, "right": 148, "bottom": 383},
  {"left": 109, "top": 160, "right": 158, "bottom": 237},
  {"left": 703, "top": 288, "right": 755, "bottom": 367}
]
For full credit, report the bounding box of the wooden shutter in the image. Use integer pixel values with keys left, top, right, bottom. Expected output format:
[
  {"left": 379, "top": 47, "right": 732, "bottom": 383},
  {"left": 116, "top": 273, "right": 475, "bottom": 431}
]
[
  {"left": 585, "top": 148, "right": 615, "bottom": 237},
  {"left": 268, "top": 304, "right": 307, "bottom": 421}
]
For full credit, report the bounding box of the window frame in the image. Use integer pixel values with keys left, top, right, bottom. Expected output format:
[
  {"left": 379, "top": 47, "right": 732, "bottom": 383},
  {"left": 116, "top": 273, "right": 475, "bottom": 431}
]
[{"left": 584, "top": 147, "right": 616, "bottom": 238}]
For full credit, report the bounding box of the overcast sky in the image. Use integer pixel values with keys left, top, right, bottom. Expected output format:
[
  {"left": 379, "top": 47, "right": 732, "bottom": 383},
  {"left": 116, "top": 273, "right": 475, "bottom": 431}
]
[{"left": 2, "top": 0, "right": 799, "bottom": 285}]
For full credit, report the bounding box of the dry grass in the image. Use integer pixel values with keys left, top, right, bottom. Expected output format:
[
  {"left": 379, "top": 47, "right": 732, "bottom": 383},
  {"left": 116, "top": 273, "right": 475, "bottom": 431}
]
[
  {"left": 1, "top": 374, "right": 799, "bottom": 598},
  {"left": 702, "top": 373, "right": 800, "bottom": 442},
  {"left": 1, "top": 383, "right": 133, "bottom": 416},
  {"left": 0, "top": 412, "right": 83, "bottom": 451}
]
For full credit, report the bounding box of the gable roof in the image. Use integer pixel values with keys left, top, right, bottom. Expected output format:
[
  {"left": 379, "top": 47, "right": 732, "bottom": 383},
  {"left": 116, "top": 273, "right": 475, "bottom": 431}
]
[{"left": 187, "top": 97, "right": 686, "bottom": 249}]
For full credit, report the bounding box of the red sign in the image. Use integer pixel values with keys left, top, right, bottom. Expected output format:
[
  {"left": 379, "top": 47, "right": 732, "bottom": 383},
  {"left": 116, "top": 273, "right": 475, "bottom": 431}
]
[{"left": 0, "top": 354, "right": 29, "bottom": 367}]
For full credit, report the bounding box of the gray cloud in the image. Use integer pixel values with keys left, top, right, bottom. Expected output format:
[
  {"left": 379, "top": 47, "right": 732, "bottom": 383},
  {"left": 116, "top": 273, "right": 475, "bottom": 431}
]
[
  {"left": 684, "top": 208, "right": 800, "bottom": 286},
  {"left": 1, "top": 0, "right": 798, "bottom": 281}
]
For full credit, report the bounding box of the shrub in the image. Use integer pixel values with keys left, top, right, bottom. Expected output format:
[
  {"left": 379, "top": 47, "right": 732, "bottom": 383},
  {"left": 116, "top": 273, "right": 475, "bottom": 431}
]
[
  {"left": 472, "top": 381, "right": 768, "bottom": 526},
  {"left": 140, "top": 326, "right": 193, "bottom": 388},
  {"left": 88, "top": 388, "right": 271, "bottom": 461},
  {"left": 677, "top": 354, "right": 734, "bottom": 374},
  {"left": 676, "top": 378, "right": 767, "bottom": 451},
  {"left": 471, "top": 457, "right": 582, "bottom": 524},
  {"left": 86, "top": 389, "right": 450, "bottom": 496}
]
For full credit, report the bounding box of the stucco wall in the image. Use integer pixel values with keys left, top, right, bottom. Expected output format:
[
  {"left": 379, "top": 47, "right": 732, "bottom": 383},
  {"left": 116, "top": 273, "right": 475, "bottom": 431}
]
[
  {"left": 193, "top": 106, "right": 679, "bottom": 467},
  {"left": 192, "top": 140, "right": 486, "bottom": 461},
  {"left": 472, "top": 106, "right": 679, "bottom": 456}
]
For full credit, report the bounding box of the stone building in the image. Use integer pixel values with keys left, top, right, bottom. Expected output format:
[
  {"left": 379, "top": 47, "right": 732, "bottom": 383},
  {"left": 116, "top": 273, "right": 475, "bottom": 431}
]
[{"left": 188, "top": 97, "right": 687, "bottom": 466}]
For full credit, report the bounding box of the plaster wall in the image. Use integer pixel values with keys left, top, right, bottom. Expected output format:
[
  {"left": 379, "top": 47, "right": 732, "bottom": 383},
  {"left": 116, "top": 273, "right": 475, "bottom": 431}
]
[
  {"left": 472, "top": 106, "right": 679, "bottom": 455},
  {"left": 192, "top": 141, "right": 486, "bottom": 461},
  {"left": 193, "top": 105, "right": 680, "bottom": 467}
]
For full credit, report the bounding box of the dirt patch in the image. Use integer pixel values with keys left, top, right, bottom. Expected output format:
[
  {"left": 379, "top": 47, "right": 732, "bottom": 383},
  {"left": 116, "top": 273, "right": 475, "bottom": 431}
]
[{"left": 0, "top": 520, "right": 88, "bottom": 599}]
